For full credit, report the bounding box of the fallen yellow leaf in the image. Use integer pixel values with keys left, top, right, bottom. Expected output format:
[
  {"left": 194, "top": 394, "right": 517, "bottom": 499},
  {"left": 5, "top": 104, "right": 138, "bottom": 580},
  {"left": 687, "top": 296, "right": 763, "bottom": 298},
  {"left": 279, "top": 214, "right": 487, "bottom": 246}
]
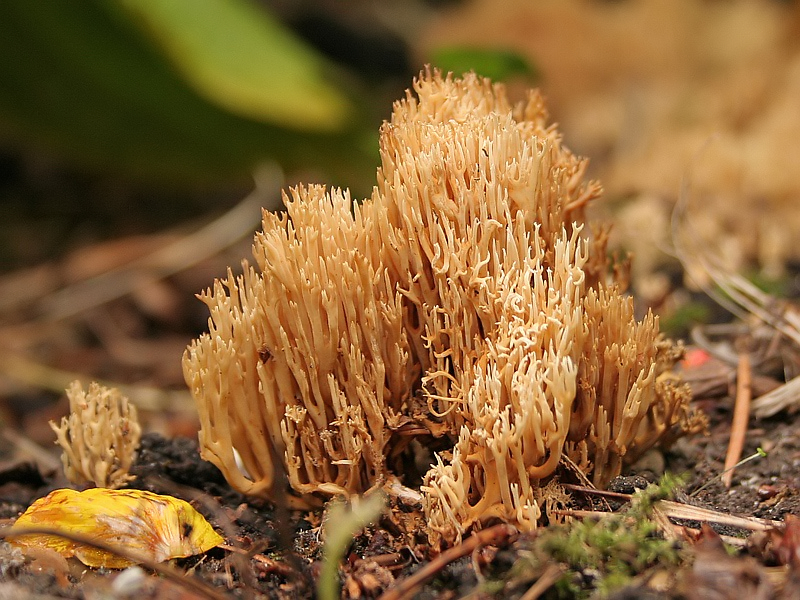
[{"left": 10, "top": 488, "right": 224, "bottom": 568}]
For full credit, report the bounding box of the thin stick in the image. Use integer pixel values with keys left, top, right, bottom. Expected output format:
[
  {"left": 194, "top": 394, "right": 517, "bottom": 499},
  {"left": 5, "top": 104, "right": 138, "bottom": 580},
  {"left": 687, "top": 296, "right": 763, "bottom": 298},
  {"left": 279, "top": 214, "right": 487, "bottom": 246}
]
[
  {"left": 1, "top": 427, "right": 61, "bottom": 471},
  {"left": 555, "top": 500, "right": 782, "bottom": 532},
  {"left": 560, "top": 483, "right": 632, "bottom": 501},
  {"left": 723, "top": 352, "right": 752, "bottom": 487},
  {"left": 143, "top": 476, "right": 258, "bottom": 599},
  {"left": 658, "top": 499, "right": 782, "bottom": 531},
  {"left": 0, "top": 525, "right": 229, "bottom": 600},
  {"left": 519, "top": 564, "right": 565, "bottom": 600},
  {"left": 377, "top": 524, "right": 516, "bottom": 600},
  {"left": 38, "top": 166, "right": 280, "bottom": 323}
]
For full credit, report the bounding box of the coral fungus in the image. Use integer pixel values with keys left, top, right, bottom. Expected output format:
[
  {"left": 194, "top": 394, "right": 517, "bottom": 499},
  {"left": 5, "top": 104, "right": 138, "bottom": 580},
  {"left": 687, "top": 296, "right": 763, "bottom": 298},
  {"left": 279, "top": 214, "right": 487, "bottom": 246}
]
[
  {"left": 183, "top": 69, "right": 703, "bottom": 543},
  {"left": 50, "top": 381, "right": 141, "bottom": 489}
]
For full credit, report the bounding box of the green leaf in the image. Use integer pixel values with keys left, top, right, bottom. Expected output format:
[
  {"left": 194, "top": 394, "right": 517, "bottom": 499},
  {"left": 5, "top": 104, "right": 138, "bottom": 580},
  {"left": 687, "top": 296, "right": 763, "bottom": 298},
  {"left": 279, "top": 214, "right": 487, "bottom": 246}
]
[
  {"left": 318, "top": 493, "right": 385, "bottom": 600},
  {"left": 0, "top": 1, "right": 373, "bottom": 187},
  {"left": 429, "top": 46, "right": 537, "bottom": 82},
  {"left": 118, "top": 0, "right": 352, "bottom": 131}
]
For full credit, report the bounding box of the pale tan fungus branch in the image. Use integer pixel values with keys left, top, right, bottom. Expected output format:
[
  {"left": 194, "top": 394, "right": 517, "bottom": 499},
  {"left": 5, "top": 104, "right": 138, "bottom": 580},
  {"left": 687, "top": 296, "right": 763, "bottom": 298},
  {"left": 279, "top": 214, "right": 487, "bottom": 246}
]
[{"left": 50, "top": 381, "right": 141, "bottom": 489}]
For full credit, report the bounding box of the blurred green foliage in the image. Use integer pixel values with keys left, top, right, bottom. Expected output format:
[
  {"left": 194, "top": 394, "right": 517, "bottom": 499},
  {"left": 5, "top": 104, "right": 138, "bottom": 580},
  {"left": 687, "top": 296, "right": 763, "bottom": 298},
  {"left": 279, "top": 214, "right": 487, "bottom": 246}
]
[
  {"left": 0, "top": 0, "right": 376, "bottom": 189},
  {"left": 660, "top": 301, "right": 712, "bottom": 339},
  {"left": 745, "top": 270, "right": 790, "bottom": 299},
  {"left": 119, "top": 0, "right": 352, "bottom": 131},
  {"left": 428, "top": 46, "right": 537, "bottom": 82}
]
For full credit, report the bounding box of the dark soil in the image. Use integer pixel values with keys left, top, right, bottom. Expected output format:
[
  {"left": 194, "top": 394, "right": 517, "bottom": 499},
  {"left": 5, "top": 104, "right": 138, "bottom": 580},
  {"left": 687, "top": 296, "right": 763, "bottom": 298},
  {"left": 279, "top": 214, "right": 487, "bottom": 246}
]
[{"left": 669, "top": 411, "right": 800, "bottom": 523}]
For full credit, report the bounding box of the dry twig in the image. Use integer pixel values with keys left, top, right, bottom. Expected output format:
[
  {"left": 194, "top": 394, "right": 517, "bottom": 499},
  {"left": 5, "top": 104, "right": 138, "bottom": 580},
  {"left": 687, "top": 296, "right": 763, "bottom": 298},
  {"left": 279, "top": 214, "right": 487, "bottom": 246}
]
[
  {"left": 723, "top": 352, "right": 753, "bottom": 487},
  {"left": 376, "top": 524, "right": 517, "bottom": 600},
  {"left": 518, "top": 564, "right": 566, "bottom": 600},
  {"left": 38, "top": 167, "right": 279, "bottom": 324},
  {"left": 557, "top": 497, "right": 783, "bottom": 533},
  {"left": 0, "top": 525, "right": 228, "bottom": 600}
]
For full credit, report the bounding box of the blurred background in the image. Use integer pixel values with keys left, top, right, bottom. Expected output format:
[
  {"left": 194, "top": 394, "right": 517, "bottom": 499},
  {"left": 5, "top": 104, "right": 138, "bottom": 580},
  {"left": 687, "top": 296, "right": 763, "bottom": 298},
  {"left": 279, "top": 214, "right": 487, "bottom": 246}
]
[{"left": 1, "top": 0, "right": 799, "bottom": 449}]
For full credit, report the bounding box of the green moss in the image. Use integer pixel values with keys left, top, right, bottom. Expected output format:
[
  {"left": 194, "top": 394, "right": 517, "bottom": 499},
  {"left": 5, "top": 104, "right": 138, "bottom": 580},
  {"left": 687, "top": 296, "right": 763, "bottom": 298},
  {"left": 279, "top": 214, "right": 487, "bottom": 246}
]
[
  {"left": 660, "top": 301, "right": 711, "bottom": 337},
  {"left": 507, "top": 475, "right": 686, "bottom": 599}
]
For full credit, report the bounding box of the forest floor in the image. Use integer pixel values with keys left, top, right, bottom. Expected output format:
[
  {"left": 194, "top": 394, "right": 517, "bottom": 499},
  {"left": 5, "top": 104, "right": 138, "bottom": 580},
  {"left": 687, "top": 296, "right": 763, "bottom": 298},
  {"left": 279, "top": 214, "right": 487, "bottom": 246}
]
[{"left": 0, "top": 273, "right": 799, "bottom": 599}]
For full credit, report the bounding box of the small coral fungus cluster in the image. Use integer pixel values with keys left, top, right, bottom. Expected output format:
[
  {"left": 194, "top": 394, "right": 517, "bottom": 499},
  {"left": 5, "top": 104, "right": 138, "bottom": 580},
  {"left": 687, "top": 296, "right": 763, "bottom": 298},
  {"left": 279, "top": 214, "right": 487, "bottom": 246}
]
[{"left": 183, "top": 70, "right": 703, "bottom": 545}]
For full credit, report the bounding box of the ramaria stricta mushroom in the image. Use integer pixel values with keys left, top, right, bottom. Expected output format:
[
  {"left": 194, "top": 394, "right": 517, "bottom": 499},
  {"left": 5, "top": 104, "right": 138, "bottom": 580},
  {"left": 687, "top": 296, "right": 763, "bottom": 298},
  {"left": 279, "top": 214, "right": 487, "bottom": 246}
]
[
  {"left": 183, "top": 69, "right": 705, "bottom": 544},
  {"left": 50, "top": 381, "right": 142, "bottom": 490}
]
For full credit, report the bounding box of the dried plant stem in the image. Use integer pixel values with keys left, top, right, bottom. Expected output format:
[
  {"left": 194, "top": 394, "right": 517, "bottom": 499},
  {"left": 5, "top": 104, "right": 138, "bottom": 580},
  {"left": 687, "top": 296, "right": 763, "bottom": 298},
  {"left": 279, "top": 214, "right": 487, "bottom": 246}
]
[
  {"left": 1, "top": 428, "right": 61, "bottom": 471},
  {"left": 519, "top": 564, "right": 566, "bottom": 600},
  {"left": 560, "top": 483, "right": 631, "bottom": 501},
  {"left": 673, "top": 164, "right": 800, "bottom": 348},
  {"left": 660, "top": 497, "right": 784, "bottom": 531},
  {"left": 377, "top": 524, "right": 517, "bottom": 600},
  {"left": 557, "top": 499, "right": 781, "bottom": 532},
  {"left": 554, "top": 508, "right": 753, "bottom": 548},
  {"left": 723, "top": 353, "right": 752, "bottom": 487},
  {"left": 558, "top": 483, "right": 784, "bottom": 532},
  {"left": 39, "top": 166, "right": 279, "bottom": 324},
  {"left": 752, "top": 374, "right": 800, "bottom": 417}
]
